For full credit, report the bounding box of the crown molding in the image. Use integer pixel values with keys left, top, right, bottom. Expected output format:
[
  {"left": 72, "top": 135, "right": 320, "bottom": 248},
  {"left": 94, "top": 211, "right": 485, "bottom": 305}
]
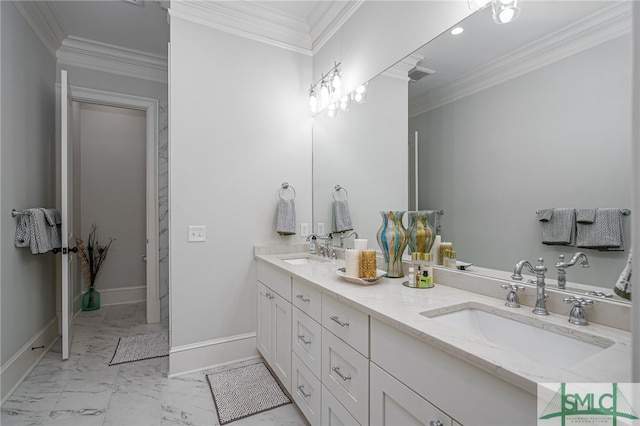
[
  {"left": 169, "top": 0, "right": 362, "bottom": 56},
  {"left": 57, "top": 36, "right": 168, "bottom": 84},
  {"left": 310, "top": 1, "right": 365, "bottom": 54},
  {"left": 13, "top": 1, "right": 65, "bottom": 59},
  {"left": 383, "top": 53, "right": 423, "bottom": 81},
  {"left": 409, "top": 2, "right": 632, "bottom": 118}
]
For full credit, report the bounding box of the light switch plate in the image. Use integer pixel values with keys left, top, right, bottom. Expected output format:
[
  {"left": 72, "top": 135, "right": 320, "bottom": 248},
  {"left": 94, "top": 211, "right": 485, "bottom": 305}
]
[
  {"left": 301, "top": 223, "right": 309, "bottom": 237},
  {"left": 188, "top": 226, "right": 206, "bottom": 242}
]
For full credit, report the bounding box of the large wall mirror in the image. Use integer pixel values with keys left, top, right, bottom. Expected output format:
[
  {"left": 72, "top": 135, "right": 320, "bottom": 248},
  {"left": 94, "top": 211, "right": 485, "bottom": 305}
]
[{"left": 312, "top": 1, "right": 632, "bottom": 303}]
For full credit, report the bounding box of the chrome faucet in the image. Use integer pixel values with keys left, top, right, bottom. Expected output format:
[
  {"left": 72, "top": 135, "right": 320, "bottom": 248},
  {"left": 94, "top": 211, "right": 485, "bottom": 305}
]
[
  {"left": 555, "top": 252, "right": 590, "bottom": 289},
  {"left": 563, "top": 296, "right": 593, "bottom": 326},
  {"left": 512, "top": 257, "right": 549, "bottom": 315},
  {"left": 339, "top": 231, "right": 358, "bottom": 248}
]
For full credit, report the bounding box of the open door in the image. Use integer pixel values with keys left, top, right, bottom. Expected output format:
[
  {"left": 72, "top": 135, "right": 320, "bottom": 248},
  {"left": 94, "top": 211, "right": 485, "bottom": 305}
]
[{"left": 60, "top": 69, "right": 75, "bottom": 360}]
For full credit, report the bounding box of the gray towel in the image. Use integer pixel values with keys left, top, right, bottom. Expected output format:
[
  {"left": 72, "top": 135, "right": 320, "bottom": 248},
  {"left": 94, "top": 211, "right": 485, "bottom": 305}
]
[
  {"left": 41, "top": 208, "right": 62, "bottom": 250},
  {"left": 539, "top": 208, "right": 575, "bottom": 245},
  {"left": 576, "top": 208, "right": 624, "bottom": 251},
  {"left": 332, "top": 199, "right": 353, "bottom": 233},
  {"left": 276, "top": 199, "right": 296, "bottom": 235},
  {"left": 14, "top": 208, "right": 53, "bottom": 254},
  {"left": 613, "top": 249, "right": 632, "bottom": 300},
  {"left": 576, "top": 208, "right": 597, "bottom": 223}
]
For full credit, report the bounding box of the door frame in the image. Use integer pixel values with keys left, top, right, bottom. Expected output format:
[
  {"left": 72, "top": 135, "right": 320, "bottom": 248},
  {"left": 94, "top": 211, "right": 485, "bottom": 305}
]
[{"left": 71, "top": 85, "right": 160, "bottom": 323}]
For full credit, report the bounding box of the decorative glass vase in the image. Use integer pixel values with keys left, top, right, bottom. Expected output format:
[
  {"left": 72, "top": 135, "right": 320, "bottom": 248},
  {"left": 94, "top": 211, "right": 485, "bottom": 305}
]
[
  {"left": 376, "top": 211, "right": 409, "bottom": 278},
  {"left": 82, "top": 286, "right": 100, "bottom": 311},
  {"left": 407, "top": 211, "right": 436, "bottom": 255}
]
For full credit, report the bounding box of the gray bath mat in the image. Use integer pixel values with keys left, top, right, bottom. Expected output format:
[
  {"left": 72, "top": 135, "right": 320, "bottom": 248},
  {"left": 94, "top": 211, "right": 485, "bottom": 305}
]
[
  {"left": 206, "top": 362, "right": 291, "bottom": 425},
  {"left": 109, "top": 330, "right": 169, "bottom": 365}
]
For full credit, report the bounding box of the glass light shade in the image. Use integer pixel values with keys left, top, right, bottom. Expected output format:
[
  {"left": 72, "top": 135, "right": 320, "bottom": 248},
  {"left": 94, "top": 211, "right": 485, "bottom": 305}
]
[
  {"left": 320, "top": 81, "right": 330, "bottom": 107},
  {"left": 352, "top": 83, "right": 368, "bottom": 104},
  {"left": 468, "top": 0, "right": 491, "bottom": 11},
  {"left": 339, "top": 95, "right": 350, "bottom": 111},
  {"left": 326, "top": 103, "right": 337, "bottom": 118},
  {"left": 492, "top": 0, "right": 520, "bottom": 24},
  {"left": 332, "top": 70, "right": 342, "bottom": 89},
  {"left": 309, "top": 91, "right": 318, "bottom": 107}
]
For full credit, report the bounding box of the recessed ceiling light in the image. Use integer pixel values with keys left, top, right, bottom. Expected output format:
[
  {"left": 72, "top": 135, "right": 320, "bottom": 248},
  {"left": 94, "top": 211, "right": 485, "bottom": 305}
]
[{"left": 451, "top": 27, "right": 464, "bottom": 36}]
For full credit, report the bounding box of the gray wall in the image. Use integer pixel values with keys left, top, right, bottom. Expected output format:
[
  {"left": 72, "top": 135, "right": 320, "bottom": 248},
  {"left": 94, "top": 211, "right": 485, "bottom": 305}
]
[
  {"left": 77, "top": 103, "right": 147, "bottom": 292},
  {"left": 1, "top": 2, "right": 57, "bottom": 364},
  {"left": 409, "top": 35, "right": 632, "bottom": 289}
]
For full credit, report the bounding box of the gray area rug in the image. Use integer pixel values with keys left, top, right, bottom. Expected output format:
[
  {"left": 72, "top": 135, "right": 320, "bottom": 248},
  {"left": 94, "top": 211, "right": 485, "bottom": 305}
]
[
  {"left": 109, "top": 330, "right": 169, "bottom": 365},
  {"left": 206, "top": 362, "right": 291, "bottom": 425}
]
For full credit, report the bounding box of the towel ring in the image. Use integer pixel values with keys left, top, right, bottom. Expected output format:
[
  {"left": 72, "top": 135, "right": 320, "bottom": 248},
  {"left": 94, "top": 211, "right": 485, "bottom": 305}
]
[
  {"left": 333, "top": 185, "right": 348, "bottom": 201},
  {"left": 278, "top": 182, "right": 296, "bottom": 201}
]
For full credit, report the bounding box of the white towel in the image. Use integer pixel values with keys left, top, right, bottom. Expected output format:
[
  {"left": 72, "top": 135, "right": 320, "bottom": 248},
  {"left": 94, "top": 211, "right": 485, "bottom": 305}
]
[
  {"left": 14, "top": 208, "right": 53, "bottom": 254},
  {"left": 332, "top": 199, "right": 353, "bottom": 233},
  {"left": 576, "top": 208, "right": 624, "bottom": 251},
  {"left": 539, "top": 208, "right": 575, "bottom": 245},
  {"left": 276, "top": 199, "right": 296, "bottom": 235}
]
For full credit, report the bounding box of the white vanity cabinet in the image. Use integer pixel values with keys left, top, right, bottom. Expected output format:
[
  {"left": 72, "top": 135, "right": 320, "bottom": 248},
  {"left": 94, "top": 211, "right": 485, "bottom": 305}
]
[
  {"left": 256, "top": 264, "right": 292, "bottom": 394},
  {"left": 370, "top": 362, "right": 452, "bottom": 426}
]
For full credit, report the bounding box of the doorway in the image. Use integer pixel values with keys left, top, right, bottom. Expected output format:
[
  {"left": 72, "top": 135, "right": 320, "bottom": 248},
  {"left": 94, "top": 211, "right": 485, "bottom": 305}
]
[{"left": 69, "top": 86, "right": 160, "bottom": 323}]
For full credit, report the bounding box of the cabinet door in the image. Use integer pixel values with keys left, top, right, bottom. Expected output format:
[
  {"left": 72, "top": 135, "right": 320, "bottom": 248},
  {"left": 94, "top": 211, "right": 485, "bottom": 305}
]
[
  {"left": 370, "top": 363, "right": 452, "bottom": 426},
  {"left": 322, "top": 384, "right": 361, "bottom": 426},
  {"left": 256, "top": 282, "right": 273, "bottom": 361},
  {"left": 272, "top": 291, "right": 292, "bottom": 394}
]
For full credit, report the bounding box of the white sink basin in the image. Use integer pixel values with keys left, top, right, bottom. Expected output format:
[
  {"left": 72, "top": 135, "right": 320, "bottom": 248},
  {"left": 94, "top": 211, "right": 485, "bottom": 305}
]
[
  {"left": 421, "top": 303, "right": 613, "bottom": 369},
  {"left": 282, "top": 256, "right": 329, "bottom": 265}
]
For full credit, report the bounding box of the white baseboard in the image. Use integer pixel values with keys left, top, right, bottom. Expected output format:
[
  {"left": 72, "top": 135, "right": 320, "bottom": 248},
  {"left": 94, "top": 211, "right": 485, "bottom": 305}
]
[
  {"left": 99, "top": 285, "right": 146, "bottom": 306},
  {"left": 169, "top": 332, "right": 258, "bottom": 377},
  {"left": 0, "top": 318, "right": 59, "bottom": 405}
]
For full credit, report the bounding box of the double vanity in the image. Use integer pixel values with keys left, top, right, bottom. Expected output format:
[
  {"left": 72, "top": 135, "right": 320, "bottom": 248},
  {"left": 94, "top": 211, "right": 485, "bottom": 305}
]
[{"left": 254, "top": 245, "right": 632, "bottom": 426}]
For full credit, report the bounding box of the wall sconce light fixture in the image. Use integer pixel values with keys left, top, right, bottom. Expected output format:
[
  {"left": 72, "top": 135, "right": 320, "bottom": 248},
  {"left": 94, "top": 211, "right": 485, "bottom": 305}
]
[
  {"left": 308, "top": 62, "right": 368, "bottom": 118},
  {"left": 468, "top": 0, "right": 520, "bottom": 24}
]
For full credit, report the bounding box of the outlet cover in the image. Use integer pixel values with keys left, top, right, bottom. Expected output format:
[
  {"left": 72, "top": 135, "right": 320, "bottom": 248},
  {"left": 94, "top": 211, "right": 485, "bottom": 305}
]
[
  {"left": 301, "top": 223, "right": 309, "bottom": 237},
  {"left": 188, "top": 226, "right": 206, "bottom": 242},
  {"left": 317, "top": 222, "right": 325, "bottom": 235}
]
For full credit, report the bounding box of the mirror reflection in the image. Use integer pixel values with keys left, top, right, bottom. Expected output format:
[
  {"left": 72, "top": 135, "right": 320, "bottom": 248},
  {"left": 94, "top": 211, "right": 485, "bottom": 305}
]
[{"left": 313, "top": 1, "right": 632, "bottom": 302}]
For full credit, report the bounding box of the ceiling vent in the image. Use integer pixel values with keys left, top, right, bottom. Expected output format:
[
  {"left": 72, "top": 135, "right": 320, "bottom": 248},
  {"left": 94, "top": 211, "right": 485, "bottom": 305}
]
[{"left": 408, "top": 66, "right": 436, "bottom": 82}]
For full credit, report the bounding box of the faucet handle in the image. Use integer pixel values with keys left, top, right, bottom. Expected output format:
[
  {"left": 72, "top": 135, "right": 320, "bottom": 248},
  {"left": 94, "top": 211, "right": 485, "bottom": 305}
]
[
  {"left": 563, "top": 296, "right": 593, "bottom": 306},
  {"left": 501, "top": 283, "right": 525, "bottom": 308}
]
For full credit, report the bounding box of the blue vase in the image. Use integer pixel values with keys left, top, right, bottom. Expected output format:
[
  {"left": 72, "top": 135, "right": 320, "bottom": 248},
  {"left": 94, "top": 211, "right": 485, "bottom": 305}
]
[{"left": 376, "top": 211, "right": 409, "bottom": 278}]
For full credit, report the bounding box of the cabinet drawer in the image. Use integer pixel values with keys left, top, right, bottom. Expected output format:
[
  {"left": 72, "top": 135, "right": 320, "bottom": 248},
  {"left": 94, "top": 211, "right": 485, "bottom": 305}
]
[
  {"left": 292, "top": 353, "right": 321, "bottom": 426},
  {"left": 292, "top": 278, "right": 321, "bottom": 322},
  {"left": 257, "top": 261, "right": 292, "bottom": 302},
  {"left": 292, "top": 307, "right": 322, "bottom": 379},
  {"left": 322, "top": 384, "right": 361, "bottom": 426},
  {"left": 370, "top": 362, "right": 452, "bottom": 426},
  {"left": 322, "top": 328, "right": 369, "bottom": 425},
  {"left": 322, "top": 294, "right": 369, "bottom": 356}
]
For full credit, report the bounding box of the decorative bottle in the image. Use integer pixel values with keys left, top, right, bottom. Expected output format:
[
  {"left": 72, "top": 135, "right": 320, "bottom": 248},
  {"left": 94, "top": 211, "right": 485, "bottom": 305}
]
[
  {"left": 376, "top": 211, "right": 409, "bottom": 278},
  {"left": 407, "top": 211, "right": 436, "bottom": 255}
]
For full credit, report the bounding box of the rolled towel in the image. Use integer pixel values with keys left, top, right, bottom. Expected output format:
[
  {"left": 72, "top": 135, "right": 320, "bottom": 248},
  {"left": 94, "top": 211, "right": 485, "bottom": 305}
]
[
  {"left": 576, "top": 208, "right": 624, "bottom": 251},
  {"left": 613, "top": 249, "right": 632, "bottom": 300},
  {"left": 539, "top": 208, "right": 575, "bottom": 245},
  {"left": 332, "top": 199, "right": 353, "bottom": 233},
  {"left": 276, "top": 199, "right": 296, "bottom": 235}
]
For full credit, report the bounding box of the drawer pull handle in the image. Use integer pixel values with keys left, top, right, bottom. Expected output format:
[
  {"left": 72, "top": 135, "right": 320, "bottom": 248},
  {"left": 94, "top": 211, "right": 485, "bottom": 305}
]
[
  {"left": 297, "top": 384, "right": 311, "bottom": 398},
  {"left": 296, "top": 294, "right": 310, "bottom": 302},
  {"left": 265, "top": 292, "right": 274, "bottom": 300},
  {"left": 329, "top": 315, "right": 349, "bottom": 327},
  {"left": 332, "top": 366, "right": 351, "bottom": 381},
  {"left": 429, "top": 421, "right": 444, "bottom": 426},
  {"left": 298, "top": 335, "right": 312, "bottom": 345}
]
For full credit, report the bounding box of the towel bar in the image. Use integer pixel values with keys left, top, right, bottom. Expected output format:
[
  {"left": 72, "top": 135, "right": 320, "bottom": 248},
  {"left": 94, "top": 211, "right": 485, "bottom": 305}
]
[{"left": 11, "top": 209, "right": 25, "bottom": 217}]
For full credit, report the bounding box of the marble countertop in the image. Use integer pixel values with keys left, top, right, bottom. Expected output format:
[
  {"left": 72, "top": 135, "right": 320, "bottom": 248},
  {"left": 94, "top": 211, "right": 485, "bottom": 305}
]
[{"left": 255, "top": 250, "right": 632, "bottom": 395}]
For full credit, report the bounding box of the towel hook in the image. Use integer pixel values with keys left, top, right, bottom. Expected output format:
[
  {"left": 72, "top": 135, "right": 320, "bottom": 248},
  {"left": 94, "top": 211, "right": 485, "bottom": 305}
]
[
  {"left": 333, "top": 185, "right": 348, "bottom": 201},
  {"left": 279, "top": 182, "right": 296, "bottom": 201}
]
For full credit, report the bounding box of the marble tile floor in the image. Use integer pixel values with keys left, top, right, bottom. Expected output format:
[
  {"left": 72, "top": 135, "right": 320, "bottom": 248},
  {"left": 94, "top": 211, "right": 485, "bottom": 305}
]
[{"left": 1, "top": 303, "right": 308, "bottom": 426}]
